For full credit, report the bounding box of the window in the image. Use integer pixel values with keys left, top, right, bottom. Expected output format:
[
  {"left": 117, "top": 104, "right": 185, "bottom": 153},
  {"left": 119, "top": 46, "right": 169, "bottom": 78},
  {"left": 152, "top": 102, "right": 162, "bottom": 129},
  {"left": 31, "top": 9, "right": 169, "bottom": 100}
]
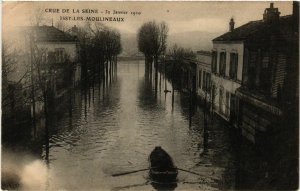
[
  {"left": 247, "top": 51, "right": 258, "bottom": 89},
  {"left": 219, "top": 87, "right": 224, "bottom": 114},
  {"left": 229, "top": 53, "right": 238, "bottom": 80},
  {"left": 198, "top": 69, "right": 202, "bottom": 88},
  {"left": 211, "top": 51, "right": 218, "bottom": 73},
  {"left": 203, "top": 71, "right": 207, "bottom": 91},
  {"left": 55, "top": 48, "right": 65, "bottom": 63},
  {"left": 225, "top": 91, "right": 230, "bottom": 116},
  {"left": 203, "top": 72, "right": 211, "bottom": 92},
  {"left": 41, "top": 52, "right": 48, "bottom": 63},
  {"left": 206, "top": 73, "right": 211, "bottom": 92},
  {"left": 230, "top": 93, "right": 236, "bottom": 122},
  {"left": 212, "top": 84, "right": 216, "bottom": 109},
  {"left": 219, "top": 52, "right": 226, "bottom": 76}
]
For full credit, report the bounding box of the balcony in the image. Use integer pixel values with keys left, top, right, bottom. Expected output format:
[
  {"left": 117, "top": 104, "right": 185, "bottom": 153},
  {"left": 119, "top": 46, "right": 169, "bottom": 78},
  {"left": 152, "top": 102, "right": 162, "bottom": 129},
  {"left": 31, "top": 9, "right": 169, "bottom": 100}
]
[{"left": 236, "top": 87, "right": 282, "bottom": 116}]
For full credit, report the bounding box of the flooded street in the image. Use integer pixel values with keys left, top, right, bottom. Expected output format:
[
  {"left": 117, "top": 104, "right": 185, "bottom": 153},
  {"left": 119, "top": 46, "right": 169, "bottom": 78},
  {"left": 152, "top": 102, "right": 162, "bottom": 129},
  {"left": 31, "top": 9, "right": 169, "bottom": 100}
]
[
  {"left": 36, "top": 60, "right": 236, "bottom": 191},
  {"left": 2, "top": 2, "right": 298, "bottom": 191},
  {"left": 1, "top": 60, "right": 237, "bottom": 191}
]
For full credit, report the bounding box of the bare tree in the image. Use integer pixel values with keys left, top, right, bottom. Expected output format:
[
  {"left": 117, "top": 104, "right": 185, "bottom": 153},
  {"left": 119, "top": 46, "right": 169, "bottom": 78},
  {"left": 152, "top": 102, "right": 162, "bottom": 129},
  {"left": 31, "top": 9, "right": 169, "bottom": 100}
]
[
  {"left": 2, "top": 42, "right": 16, "bottom": 86},
  {"left": 137, "top": 21, "right": 157, "bottom": 61},
  {"left": 156, "top": 22, "right": 169, "bottom": 63},
  {"left": 2, "top": 42, "right": 17, "bottom": 118},
  {"left": 167, "top": 44, "right": 196, "bottom": 88},
  {"left": 137, "top": 21, "right": 169, "bottom": 87},
  {"left": 2, "top": 41, "right": 31, "bottom": 113},
  {"left": 74, "top": 22, "right": 122, "bottom": 88}
]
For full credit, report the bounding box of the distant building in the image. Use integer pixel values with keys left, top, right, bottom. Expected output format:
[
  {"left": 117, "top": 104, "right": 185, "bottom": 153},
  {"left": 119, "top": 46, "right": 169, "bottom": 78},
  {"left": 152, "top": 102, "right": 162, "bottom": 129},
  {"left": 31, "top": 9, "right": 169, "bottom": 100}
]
[
  {"left": 180, "top": 60, "right": 197, "bottom": 94},
  {"left": 195, "top": 51, "right": 211, "bottom": 101},
  {"left": 5, "top": 25, "right": 81, "bottom": 128},
  {"left": 25, "top": 26, "right": 81, "bottom": 88}
]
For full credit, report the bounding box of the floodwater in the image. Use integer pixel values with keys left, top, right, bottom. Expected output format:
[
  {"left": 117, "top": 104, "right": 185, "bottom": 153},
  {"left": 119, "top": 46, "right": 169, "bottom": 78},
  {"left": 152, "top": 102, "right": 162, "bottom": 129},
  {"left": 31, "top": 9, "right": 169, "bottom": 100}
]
[{"left": 12, "top": 60, "right": 238, "bottom": 190}]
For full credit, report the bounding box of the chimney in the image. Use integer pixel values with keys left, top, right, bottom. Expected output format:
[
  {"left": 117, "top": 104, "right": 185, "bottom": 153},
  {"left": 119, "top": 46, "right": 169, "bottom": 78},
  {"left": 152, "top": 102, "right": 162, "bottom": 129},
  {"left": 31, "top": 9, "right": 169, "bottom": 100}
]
[
  {"left": 263, "top": 2, "right": 280, "bottom": 23},
  {"left": 229, "top": 18, "right": 235, "bottom": 32}
]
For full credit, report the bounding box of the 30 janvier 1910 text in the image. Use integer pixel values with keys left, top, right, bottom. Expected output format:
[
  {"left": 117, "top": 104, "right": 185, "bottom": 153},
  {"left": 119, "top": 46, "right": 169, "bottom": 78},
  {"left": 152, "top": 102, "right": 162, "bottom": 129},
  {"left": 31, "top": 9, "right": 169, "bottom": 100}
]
[{"left": 45, "top": 8, "right": 141, "bottom": 16}]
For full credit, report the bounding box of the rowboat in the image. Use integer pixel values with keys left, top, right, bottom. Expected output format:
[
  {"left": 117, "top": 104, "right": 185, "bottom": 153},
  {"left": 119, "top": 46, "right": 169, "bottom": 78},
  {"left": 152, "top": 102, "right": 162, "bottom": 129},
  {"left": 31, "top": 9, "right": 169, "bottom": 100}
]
[{"left": 149, "top": 146, "right": 178, "bottom": 183}]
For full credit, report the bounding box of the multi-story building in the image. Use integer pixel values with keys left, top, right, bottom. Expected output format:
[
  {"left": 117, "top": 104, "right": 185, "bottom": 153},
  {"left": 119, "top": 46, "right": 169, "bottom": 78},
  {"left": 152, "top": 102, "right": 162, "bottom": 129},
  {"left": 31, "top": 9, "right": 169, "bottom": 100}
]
[
  {"left": 211, "top": 3, "right": 298, "bottom": 143},
  {"left": 235, "top": 3, "right": 298, "bottom": 143},
  {"left": 4, "top": 25, "right": 81, "bottom": 128},
  {"left": 26, "top": 26, "right": 81, "bottom": 89},
  {"left": 211, "top": 18, "right": 243, "bottom": 123}
]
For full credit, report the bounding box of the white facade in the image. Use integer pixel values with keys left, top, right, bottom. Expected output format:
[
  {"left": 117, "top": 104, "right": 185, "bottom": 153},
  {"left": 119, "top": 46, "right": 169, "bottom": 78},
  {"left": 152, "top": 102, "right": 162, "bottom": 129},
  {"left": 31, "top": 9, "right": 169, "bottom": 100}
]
[
  {"left": 36, "top": 41, "right": 81, "bottom": 85},
  {"left": 36, "top": 42, "right": 78, "bottom": 62},
  {"left": 8, "top": 28, "right": 80, "bottom": 83},
  {"left": 195, "top": 52, "right": 211, "bottom": 100},
  {"left": 211, "top": 42, "right": 244, "bottom": 121}
]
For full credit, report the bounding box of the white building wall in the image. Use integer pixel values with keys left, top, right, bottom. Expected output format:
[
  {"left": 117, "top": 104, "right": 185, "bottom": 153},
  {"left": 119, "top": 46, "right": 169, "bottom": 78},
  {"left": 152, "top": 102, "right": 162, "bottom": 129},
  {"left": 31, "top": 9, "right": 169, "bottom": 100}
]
[
  {"left": 37, "top": 42, "right": 81, "bottom": 83},
  {"left": 211, "top": 42, "right": 244, "bottom": 121},
  {"left": 196, "top": 63, "right": 211, "bottom": 99},
  {"left": 196, "top": 53, "right": 212, "bottom": 100},
  {"left": 213, "top": 42, "right": 244, "bottom": 81},
  {"left": 36, "top": 42, "right": 78, "bottom": 62}
]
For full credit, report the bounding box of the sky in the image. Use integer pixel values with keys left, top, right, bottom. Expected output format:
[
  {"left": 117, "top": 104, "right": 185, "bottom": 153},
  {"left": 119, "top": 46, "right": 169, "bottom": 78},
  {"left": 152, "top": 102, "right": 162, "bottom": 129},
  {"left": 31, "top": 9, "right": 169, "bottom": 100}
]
[{"left": 3, "top": 1, "right": 293, "bottom": 36}]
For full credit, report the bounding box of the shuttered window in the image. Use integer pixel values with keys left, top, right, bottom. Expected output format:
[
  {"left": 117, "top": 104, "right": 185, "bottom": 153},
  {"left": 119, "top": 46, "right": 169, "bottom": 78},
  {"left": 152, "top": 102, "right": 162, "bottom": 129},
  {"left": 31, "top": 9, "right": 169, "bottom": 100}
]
[
  {"left": 55, "top": 48, "right": 65, "bottom": 63},
  {"left": 229, "top": 53, "right": 238, "bottom": 80},
  {"left": 211, "top": 51, "right": 218, "bottom": 73},
  {"left": 219, "top": 52, "right": 226, "bottom": 76},
  {"left": 198, "top": 69, "right": 202, "bottom": 88}
]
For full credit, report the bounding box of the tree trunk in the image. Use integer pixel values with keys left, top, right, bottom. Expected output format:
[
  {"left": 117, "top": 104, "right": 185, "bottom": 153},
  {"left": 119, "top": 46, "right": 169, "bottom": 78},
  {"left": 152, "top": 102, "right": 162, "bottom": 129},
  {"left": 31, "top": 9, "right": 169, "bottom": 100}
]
[
  {"left": 43, "top": 90, "right": 50, "bottom": 165},
  {"left": 106, "top": 60, "right": 109, "bottom": 86},
  {"left": 115, "top": 56, "right": 118, "bottom": 75},
  {"left": 30, "top": 39, "right": 37, "bottom": 138},
  {"left": 154, "top": 55, "right": 158, "bottom": 97},
  {"left": 109, "top": 57, "right": 112, "bottom": 83},
  {"left": 149, "top": 56, "right": 153, "bottom": 83}
]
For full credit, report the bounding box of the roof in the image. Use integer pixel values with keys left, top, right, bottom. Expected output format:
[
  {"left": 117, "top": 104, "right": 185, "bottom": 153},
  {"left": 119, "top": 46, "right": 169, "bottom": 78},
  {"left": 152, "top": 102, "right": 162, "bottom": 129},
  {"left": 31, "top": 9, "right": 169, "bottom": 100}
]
[
  {"left": 24, "top": 26, "right": 77, "bottom": 42},
  {"left": 213, "top": 15, "right": 293, "bottom": 42}
]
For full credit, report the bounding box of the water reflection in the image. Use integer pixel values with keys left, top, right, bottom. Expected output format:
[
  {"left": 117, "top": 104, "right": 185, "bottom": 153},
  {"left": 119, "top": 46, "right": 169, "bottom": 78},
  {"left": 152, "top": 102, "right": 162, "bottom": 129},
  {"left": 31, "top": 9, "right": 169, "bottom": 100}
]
[
  {"left": 151, "top": 182, "right": 177, "bottom": 191},
  {"left": 39, "top": 60, "right": 236, "bottom": 190}
]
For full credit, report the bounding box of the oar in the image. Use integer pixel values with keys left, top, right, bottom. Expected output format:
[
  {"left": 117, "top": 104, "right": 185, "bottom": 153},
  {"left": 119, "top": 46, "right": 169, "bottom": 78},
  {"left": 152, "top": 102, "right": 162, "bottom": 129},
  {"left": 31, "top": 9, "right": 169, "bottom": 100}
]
[
  {"left": 112, "top": 167, "right": 203, "bottom": 177},
  {"left": 112, "top": 168, "right": 149, "bottom": 177},
  {"left": 177, "top": 168, "right": 203, "bottom": 176}
]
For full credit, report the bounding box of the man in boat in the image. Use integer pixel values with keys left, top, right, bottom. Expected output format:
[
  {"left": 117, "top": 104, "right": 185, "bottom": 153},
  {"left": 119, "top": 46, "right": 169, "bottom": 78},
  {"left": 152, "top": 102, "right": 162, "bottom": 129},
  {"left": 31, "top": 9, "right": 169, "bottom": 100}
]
[{"left": 149, "top": 146, "right": 175, "bottom": 171}]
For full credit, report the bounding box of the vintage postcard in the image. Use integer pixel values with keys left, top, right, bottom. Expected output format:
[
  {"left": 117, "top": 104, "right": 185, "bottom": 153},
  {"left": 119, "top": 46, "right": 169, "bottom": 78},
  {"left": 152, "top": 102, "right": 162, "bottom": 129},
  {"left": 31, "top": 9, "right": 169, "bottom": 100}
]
[{"left": 1, "top": 1, "right": 299, "bottom": 190}]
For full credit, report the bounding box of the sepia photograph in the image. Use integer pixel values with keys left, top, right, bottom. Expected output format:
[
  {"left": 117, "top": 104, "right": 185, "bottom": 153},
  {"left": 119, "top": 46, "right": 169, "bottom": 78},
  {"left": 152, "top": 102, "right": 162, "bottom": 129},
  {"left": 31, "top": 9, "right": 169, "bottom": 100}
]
[{"left": 1, "top": 1, "right": 299, "bottom": 190}]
